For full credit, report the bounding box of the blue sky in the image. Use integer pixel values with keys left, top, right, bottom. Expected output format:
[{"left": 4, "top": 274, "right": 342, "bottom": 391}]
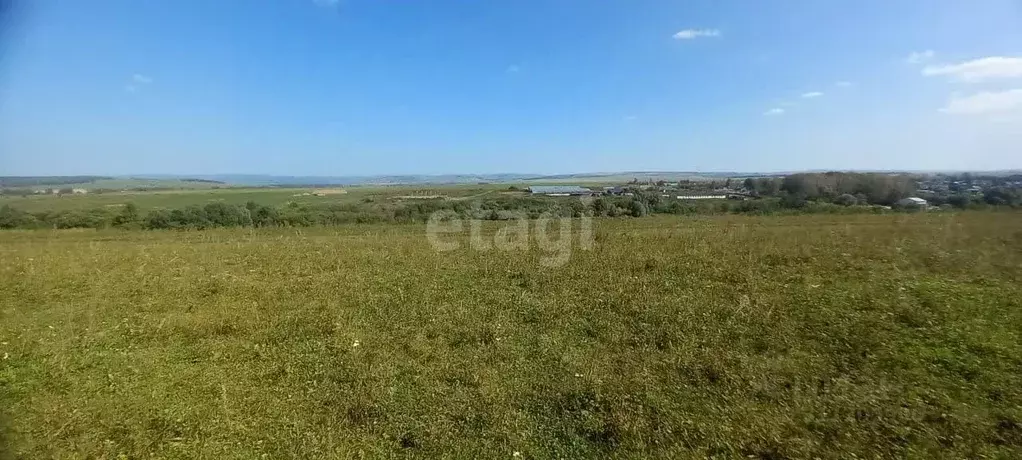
[{"left": 1, "top": 0, "right": 1020, "bottom": 176}]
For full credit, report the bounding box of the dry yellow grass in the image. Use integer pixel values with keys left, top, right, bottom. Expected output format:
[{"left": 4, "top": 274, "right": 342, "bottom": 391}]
[{"left": 1, "top": 213, "right": 1021, "bottom": 458}]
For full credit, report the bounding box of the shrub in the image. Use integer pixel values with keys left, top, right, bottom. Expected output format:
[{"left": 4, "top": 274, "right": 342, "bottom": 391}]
[
  {"left": 781, "top": 192, "right": 808, "bottom": 209},
  {"left": 203, "top": 202, "right": 252, "bottom": 227},
  {"left": 835, "top": 194, "right": 858, "bottom": 206},
  {"left": 948, "top": 195, "right": 972, "bottom": 209},
  {"left": 0, "top": 205, "right": 38, "bottom": 229},
  {"left": 144, "top": 210, "right": 174, "bottom": 229},
  {"left": 628, "top": 200, "right": 647, "bottom": 217},
  {"left": 52, "top": 209, "right": 112, "bottom": 229},
  {"left": 251, "top": 205, "right": 281, "bottom": 227},
  {"left": 113, "top": 203, "right": 140, "bottom": 227}
]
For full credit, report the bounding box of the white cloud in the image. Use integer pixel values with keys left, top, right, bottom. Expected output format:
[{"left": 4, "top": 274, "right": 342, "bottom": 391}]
[
  {"left": 506, "top": 65, "right": 520, "bottom": 73},
  {"left": 623, "top": 115, "right": 638, "bottom": 121},
  {"left": 835, "top": 81, "right": 853, "bottom": 87},
  {"left": 801, "top": 91, "right": 823, "bottom": 98},
  {"left": 940, "top": 89, "right": 1022, "bottom": 115},
  {"left": 672, "top": 29, "right": 721, "bottom": 40},
  {"left": 125, "top": 74, "right": 151, "bottom": 94},
  {"left": 906, "top": 50, "right": 935, "bottom": 64},
  {"left": 763, "top": 108, "right": 785, "bottom": 116},
  {"left": 923, "top": 56, "right": 1022, "bottom": 83}
]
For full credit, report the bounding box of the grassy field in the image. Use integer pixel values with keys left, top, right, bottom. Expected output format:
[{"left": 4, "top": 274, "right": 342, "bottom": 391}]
[
  {"left": 2, "top": 213, "right": 1021, "bottom": 458},
  {"left": 0, "top": 185, "right": 508, "bottom": 213}
]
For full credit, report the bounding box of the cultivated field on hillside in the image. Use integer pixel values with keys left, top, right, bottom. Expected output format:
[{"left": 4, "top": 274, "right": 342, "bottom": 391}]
[{"left": 1, "top": 213, "right": 1021, "bottom": 458}]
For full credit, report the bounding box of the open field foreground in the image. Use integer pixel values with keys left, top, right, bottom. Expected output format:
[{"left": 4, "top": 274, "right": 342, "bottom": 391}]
[{"left": 2, "top": 213, "right": 1021, "bottom": 458}]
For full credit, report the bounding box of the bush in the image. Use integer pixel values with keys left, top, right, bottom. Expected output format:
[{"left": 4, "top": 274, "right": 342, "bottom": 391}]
[
  {"left": 144, "top": 210, "right": 174, "bottom": 229},
  {"left": 251, "top": 205, "right": 281, "bottom": 227},
  {"left": 113, "top": 203, "right": 140, "bottom": 227},
  {"left": 780, "top": 193, "right": 808, "bottom": 209},
  {"left": 173, "top": 206, "right": 212, "bottom": 229},
  {"left": 52, "top": 209, "right": 113, "bottom": 229},
  {"left": 983, "top": 187, "right": 1021, "bottom": 206},
  {"left": 948, "top": 195, "right": 972, "bottom": 209},
  {"left": 628, "top": 200, "right": 647, "bottom": 217},
  {"left": 0, "top": 205, "right": 38, "bottom": 229},
  {"left": 735, "top": 199, "right": 780, "bottom": 214},
  {"left": 834, "top": 194, "right": 858, "bottom": 206},
  {"left": 203, "top": 203, "right": 252, "bottom": 227}
]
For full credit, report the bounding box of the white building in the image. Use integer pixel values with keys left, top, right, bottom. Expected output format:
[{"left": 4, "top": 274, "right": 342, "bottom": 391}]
[
  {"left": 677, "top": 195, "right": 727, "bottom": 200},
  {"left": 896, "top": 197, "right": 928, "bottom": 208}
]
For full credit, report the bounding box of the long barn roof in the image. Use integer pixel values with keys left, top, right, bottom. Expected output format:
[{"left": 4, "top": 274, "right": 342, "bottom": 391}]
[{"left": 528, "top": 185, "right": 592, "bottom": 193}]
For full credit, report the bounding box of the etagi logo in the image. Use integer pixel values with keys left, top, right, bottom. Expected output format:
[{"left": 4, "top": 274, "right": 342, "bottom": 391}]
[{"left": 426, "top": 198, "right": 594, "bottom": 268}]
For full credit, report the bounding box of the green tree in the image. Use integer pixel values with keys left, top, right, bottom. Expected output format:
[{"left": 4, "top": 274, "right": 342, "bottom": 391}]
[
  {"left": 144, "top": 209, "right": 173, "bottom": 229},
  {"left": 251, "top": 205, "right": 281, "bottom": 227},
  {"left": 567, "top": 200, "right": 586, "bottom": 218},
  {"left": 983, "top": 187, "right": 1020, "bottom": 206},
  {"left": 757, "top": 178, "right": 781, "bottom": 196},
  {"left": 0, "top": 205, "right": 37, "bottom": 229},
  {"left": 834, "top": 194, "right": 858, "bottom": 206},
  {"left": 204, "top": 202, "right": 252, "bottom": 227},
  {"left": 113, "top": 203, "right": 140, "bottom": 227},
  {"left": 948, "top": 195, "right": 971, "bottom": 209},
  {"left": 780, "top": 192, "right": 808, "bottom": 209},
  {"left": 628, "top": 200, "right": 648, "bottom": 217}
]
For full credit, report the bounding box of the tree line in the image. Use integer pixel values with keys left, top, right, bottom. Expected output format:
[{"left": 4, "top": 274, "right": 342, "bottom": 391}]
[
  {"left": 740, "top": 172, "right": 918, "bottom": 205},
  {"left": 0, "top": 194, "right": 1013, "bottom": 231},
  {"left": 2, "top": 171, "right": 1021, "bottom": 230},
  {"left": 740, "top": 172, "right": 1022, "bottom": 208}
]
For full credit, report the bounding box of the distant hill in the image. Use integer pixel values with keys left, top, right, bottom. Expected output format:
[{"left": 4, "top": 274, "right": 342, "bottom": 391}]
[
  {"left": 0, "top": 176, "right": 112, "bottom": 187},
  {"left": 171, "top": 174, "right": 543, "bottom": 186},
  {"left": 7, "top": 170, "right": 1020, "bottom": 189},
  {"left": 177, "top": 178, "right": 226, "bottom": 184},
  {"left": 135, "top": 172, "right": 775, "bottom": 186},
  {"left": 0, "top": 177, "right": 228, "bottom": 191}
]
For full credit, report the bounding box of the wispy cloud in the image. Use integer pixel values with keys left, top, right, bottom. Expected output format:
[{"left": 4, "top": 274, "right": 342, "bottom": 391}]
[
  {"left": 672, "top": 29, "right": 721, "bottom": 40},
  {"left": 763, "top": 108, "right": 785, "bottom": 116},
  {"left": 125, "top": 73, "right": 152, "bottom": 94},
  {"left": 623, "top": 115, "right": 638, "bottom": 121},
  {"left": 506, "top": 65, "right": 520, "bottom": 73},
  {"left": 940, "top": 89, "right": 1022, "bottom": 115},
  {"left": 906, "top": 50, "right": 935, "bottom": 65},
  {"left": 923, "top": 56, "right": 1022, "bottom": 83},
  {"left": 801, "top": 91, "right": 823, "bottom": 98},
  {"left": 835, "top": 81, "right": 853, "bottom": 87}
]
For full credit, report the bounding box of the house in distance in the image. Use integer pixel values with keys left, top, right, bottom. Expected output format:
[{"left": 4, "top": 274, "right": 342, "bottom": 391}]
[{"left": 896, "top": 197, "right": 929, "bottom": 208}]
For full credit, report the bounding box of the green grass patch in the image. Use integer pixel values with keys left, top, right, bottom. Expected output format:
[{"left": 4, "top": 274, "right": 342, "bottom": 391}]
[{"left": 1, "top": 213, "right": 1021, "bottom": 458}]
